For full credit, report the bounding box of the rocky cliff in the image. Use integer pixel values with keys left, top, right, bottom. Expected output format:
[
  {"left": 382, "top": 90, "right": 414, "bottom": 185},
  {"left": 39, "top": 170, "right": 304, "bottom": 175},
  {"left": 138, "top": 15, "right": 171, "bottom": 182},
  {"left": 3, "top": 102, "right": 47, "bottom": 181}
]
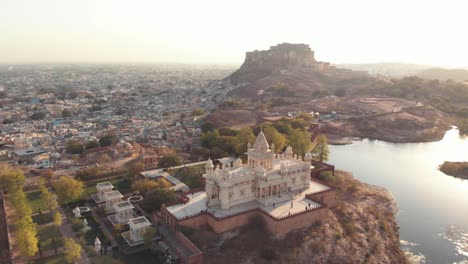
[
  {"left": 226, "top": 43, "right": 371, "bottom": 98},
  {"left": 184, "top": 171, "right": 407, "bottom": 264}
]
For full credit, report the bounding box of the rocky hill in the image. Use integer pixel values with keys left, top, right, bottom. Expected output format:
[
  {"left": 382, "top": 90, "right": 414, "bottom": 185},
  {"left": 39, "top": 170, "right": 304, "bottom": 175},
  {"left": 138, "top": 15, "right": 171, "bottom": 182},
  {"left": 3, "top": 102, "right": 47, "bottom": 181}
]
[
  {"left": 227, "top": 43, "right": 372, "bottom": 98},
  {"left": 183, "top": 171, "right": 408, "bottom": 264}
]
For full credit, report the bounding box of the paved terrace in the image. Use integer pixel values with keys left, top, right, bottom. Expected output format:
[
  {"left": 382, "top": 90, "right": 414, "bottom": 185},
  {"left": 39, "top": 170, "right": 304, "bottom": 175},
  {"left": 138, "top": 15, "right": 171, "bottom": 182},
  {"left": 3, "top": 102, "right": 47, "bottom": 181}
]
[{"left": 166, "top": 180, "right": 331, "bottom": 220}]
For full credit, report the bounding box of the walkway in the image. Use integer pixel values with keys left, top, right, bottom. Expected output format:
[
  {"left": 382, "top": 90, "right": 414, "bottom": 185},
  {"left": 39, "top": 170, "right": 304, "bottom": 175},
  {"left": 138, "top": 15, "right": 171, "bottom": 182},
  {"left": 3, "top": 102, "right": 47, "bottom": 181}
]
[{"left": 58, "top": 207, "right": 91, "bottom": 264}]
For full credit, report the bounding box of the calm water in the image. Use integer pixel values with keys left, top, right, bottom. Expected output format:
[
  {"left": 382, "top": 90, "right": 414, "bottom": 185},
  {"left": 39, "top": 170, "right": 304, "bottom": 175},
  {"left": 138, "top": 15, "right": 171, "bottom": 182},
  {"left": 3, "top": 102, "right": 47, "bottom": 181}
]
[{"left": 329, "top": 128, "right": 468, "bottom": 264}]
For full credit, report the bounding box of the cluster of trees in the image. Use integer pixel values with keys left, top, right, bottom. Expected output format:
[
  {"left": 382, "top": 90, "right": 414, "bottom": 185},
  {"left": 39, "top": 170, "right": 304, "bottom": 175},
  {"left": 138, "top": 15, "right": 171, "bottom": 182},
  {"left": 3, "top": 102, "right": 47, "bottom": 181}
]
[
  {"left": 30, "top": 112, "right": 46, "bottom": 120},
  {"left": 65, "top": 134, "right": 117, "bottom": 154},
  {"left": 157, "top": 154, "right": 182, "bottom": 169},
  {"left": 0, "top": 165, "right": 39, "bottom": 257},
  {"left": 53, "top": 176, "right": 84, "bottom": 205},
  {"left": 191, "top": 108, "right": 206, "bottom": 116},
  {"left": 140, "top": 185, "right": 177, "bottom": 212},
  {"left": 267, "top": 82, "right": 295, "bottom": 97},
  {"left": 197, "top": 115, "right": 314, "bottom": 159},
  {"left": 131, "top": 179, "right": 171, "bottom": 194},
  {"left": 170, "top": 166, "right": 205, "bottom": 189},
  {"left": 61, "top": 109, "right": 73, "bottom": 117},
  {"left": 75, "top": 166, "right": 102, "bottom": 180},
  {"left": 38, "top": 178, "right": 61, "bottom": 227}
]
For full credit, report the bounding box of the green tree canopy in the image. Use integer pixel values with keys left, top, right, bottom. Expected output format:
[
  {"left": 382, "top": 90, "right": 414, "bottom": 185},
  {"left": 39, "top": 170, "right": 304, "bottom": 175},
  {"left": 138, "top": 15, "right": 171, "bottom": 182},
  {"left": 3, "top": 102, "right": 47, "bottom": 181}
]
[
  {"left": 66, "top": 140, "right": 84, "bottom": 154},
  {"left": 53, "top": 176, "right": 84, "bottom": 205},
  {"left": 191, "top": 108, "right": 205, "bottom": 116},
  {"left": 64, "top": 238, "right": 82, "bottom": 263},
  {"left": 0, "top": 165, "right": 25, "bottom": 192},
  {"left": 288, "top": 128, "right": 312, "bottom": 157},
  {"left": 99, "top": 134, "right": 117, "bottom": 147},
  {"left": 157, "top": 154, "right": 182, "bottom": 169},
  {"left": 312, "top": 134, "right": 330, "bottom": 162}
]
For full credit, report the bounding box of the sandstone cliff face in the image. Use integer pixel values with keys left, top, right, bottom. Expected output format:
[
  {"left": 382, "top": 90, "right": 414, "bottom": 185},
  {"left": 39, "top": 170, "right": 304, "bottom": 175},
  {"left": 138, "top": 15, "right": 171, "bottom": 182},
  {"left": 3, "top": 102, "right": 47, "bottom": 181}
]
[
  {"left": 229, "top": 43, "right": 327, "bottom": 85},
  {"left": 185, "top": 171, "right": 407, "bottom": 264}
]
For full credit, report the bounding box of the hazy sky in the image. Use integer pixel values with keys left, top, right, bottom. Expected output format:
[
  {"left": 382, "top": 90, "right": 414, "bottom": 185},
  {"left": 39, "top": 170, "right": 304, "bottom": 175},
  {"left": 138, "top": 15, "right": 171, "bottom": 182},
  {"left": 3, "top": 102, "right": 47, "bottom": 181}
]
[{"left": 1, "top": 0, "right": 468, "bottom": 67}]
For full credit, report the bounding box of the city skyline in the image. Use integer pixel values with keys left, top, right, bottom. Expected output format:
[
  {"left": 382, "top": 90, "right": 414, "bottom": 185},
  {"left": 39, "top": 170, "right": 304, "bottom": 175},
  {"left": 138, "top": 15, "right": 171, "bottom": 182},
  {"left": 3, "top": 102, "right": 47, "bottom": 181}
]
[{"left": 2, "top": 0, "right": 468, "bottom": 67}]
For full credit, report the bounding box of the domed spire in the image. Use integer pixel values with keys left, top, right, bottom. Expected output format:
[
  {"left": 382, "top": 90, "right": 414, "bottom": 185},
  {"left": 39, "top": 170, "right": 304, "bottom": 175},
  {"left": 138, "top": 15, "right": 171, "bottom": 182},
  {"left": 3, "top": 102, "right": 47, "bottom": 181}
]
[{"left": 252, "top": 130, "right": 270, "bottom": 152}]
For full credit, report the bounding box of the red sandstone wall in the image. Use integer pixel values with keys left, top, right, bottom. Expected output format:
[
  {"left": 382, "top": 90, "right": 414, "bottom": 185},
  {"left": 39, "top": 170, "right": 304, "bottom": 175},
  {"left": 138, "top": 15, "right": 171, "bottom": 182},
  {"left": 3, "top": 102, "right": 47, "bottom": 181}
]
[
  {"left": 309, "top": 189, "right": 338, "bottom": 208},
  {"left": 178, "top": 207, "right": 330, "bottom": 238}
]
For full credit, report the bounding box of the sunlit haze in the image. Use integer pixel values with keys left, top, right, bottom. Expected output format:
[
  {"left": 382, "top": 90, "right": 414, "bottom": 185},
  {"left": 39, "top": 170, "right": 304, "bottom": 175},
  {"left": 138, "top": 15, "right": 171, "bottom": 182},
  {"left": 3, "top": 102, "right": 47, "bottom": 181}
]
[{"left": 2, "top": 0, "right": 468, "bottom": 67}]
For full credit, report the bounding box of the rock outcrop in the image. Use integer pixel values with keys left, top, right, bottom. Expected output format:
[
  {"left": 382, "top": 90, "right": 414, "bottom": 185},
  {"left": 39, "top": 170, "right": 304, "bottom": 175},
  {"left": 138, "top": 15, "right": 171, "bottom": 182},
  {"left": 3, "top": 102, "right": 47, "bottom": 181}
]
[
  {"left": 184, "top": 171, "right": 408, "bottom": 264},
  {"left": 226, "top": 43, "right": 370, "bottom": 98},
  {"left": 229, "top": 43, "right": 330, "bottom": 84}
]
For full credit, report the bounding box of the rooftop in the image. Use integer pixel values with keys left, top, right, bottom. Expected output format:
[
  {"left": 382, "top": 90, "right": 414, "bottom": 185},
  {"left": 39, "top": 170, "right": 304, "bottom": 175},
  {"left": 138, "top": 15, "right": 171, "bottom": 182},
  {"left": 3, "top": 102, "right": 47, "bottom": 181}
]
[
  {"left": 103, "top": 190, "right": 123, "bottom": 200},
  {"left": 96, "top": 181, "right": 114, "bottom": 191},
  {"left": 113, "top": 201, "right": 134, "bottom": 211},
  {"left": 12, "top": 146, "right": 47, "bottom": 156},
  {"left": 128, "top": 216, "right": 151, "bottom": 229}
]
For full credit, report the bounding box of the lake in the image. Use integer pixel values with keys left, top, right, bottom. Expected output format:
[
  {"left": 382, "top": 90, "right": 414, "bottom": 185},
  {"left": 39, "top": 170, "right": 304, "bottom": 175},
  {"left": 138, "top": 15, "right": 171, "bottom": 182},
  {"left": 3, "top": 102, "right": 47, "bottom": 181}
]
[{"left": 329, "top": 128, "right": 468, "bottom": 264}]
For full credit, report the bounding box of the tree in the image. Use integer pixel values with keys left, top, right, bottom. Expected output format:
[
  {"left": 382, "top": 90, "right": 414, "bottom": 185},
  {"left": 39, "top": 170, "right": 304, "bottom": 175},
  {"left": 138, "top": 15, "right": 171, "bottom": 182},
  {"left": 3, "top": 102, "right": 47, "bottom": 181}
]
[
  {"left": 141, "top": 188, "right": 177, "bottom": 212},
  {"left": 9, "top": 188, "right": 38, "bottom": 258},
  {"left": 64, "top": 238, "right": 82, "bottom": 263},
  {"left": 262, "top": 125, "right": 288, "bottom": 153},
  {"left": 44, "top": 191, "right": 59, "bottom": 212},
  {"left": 16, "top": 224, "right": 39, "bottom": 257},
  {"left": 288, "top": 129, "right": 312, "bottom": 157},
  {"left": 40, "top": 169, "right": 54, "bottom": 184},
  {"left": 157, "top": 154, "right": 182, "bottom": 169},
  {"left": 85, "top": 141, "right": 99, "bottom": 150},
  {"left": 143, "top": 227, "right": 157, "bottom": 249},
  {"left": 191, "top": 108, "right": 205, "bottom": 116},
  {"left": 89, "top": 104, "right": 102, "bottom": 112},
  {"left": 53, "top": 177, "right": 84, "bottom": 205},
  {"left": 30, "top": 112, "right": 46, "bottom": 120},
  {"left": 312, "top": 134, "right": 330, "bottom": 162},
  {"left": 53, "top": 211, "right": 62, "bottom": 227},
  {"left": 97, "top": 154, "right": 112, "bottom": 164},
  {"left": 62, "top": 109, "right": 73, "bottom": 117},
  {"left": 296, "top": 112, "right": 314, "bottom": 123},
  {"left": 75, "top": 166, "right": 101, "bottom": 180},
  {"left": 0, "top": 165, "right": 25, "bottom": 192},
  {"left": 200, "top": 122, "right": 214, "bottom": 133},
  {"left": 2, "top": 118, "right": 14, "bottom": 124},
  {"left": 66, "top": 140, "right": 84, "bottom": 154},
  {"left": 233, "top": 127, "right": 256, "bottom": 155},
  {"left": 99, "top": 134, "right": 117, "bottom": 147},
  {"left": 38, "top": 177, "right": 58, "bottom": 213},
  {"left": 127, "top": 161, "right": 145, "bottom": 180},
  {"left": 132, "top": 179, "right": 159, "bottom": 194}
]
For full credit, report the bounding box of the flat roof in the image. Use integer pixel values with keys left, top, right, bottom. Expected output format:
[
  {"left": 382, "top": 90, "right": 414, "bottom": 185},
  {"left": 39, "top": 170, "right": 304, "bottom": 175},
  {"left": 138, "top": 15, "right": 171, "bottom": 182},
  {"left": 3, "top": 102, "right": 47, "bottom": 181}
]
[
  {"left": 103, "top": 190, "right": 123, "bottom": 200},
  {"left": 129, "top": 216, "right": 151, "bottom": 229},
  {"left": 113, "top": 201, "right": 134, "bottom": 211},
  {"left": 96, "top": 181, "right": 114, "bottom": 190},
  {"left": 12, "top": 146, "right": 47, "bottom": 156}
]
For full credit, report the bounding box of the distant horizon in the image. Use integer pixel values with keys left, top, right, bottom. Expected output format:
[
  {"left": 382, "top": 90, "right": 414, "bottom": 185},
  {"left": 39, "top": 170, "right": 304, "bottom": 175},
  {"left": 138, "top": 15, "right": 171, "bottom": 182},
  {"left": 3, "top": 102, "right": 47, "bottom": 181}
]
[
  {"left": 2, "top": 0, "right": 468, "bottom": 68},
  {"left": 1, "top": 61, "right": 467, "bottom": 70}
]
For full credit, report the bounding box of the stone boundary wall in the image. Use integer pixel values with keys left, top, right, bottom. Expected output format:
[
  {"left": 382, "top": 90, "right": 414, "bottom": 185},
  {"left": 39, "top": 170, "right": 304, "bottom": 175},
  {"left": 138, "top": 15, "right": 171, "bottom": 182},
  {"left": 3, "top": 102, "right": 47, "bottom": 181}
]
[
  {"left": 175, "top": 231, "right": 204, "bottom": 264},
  {"left": 0, "top": 191, "right": 13, "bottom": 264},
  {"left": 160, "top": 187, "right": 337, "bottom": 238}
]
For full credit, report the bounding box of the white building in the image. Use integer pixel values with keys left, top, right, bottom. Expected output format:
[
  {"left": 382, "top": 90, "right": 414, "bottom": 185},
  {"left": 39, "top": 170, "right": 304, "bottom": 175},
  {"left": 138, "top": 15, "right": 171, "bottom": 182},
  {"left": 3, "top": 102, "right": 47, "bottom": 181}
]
[
  {"left": 122, "top": 216, "right": 152, "bottom": 246},
  {"left": 204, "top": 130, "right": 312, "bottom": 209},
  {"left": 108, "top": 201, "right": 134, "bottom": 225},
  {"left": 93, "top": 182, "right": 114, "bottom": 203},
  {"left": 102, "top": 190, "right": 123, "bottom": 212}
]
